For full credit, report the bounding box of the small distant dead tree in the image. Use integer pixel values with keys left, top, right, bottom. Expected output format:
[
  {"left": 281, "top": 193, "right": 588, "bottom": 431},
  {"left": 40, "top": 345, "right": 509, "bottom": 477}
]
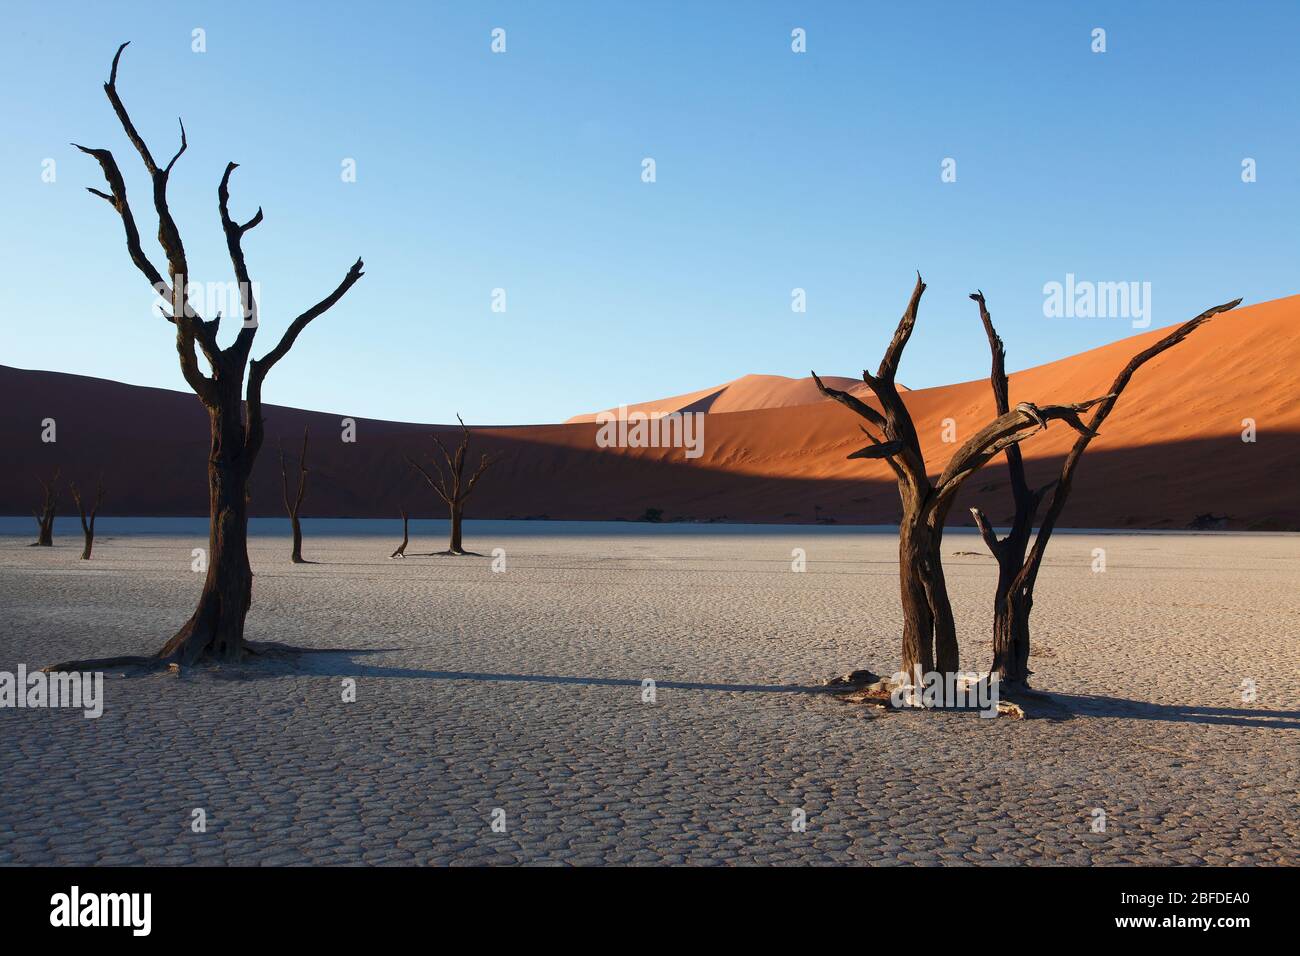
[
  {"left": 968, "top": 293, "right": 1240, "bottom": 687},
  {"left": 279, "top": 427, "right": 309, "bottom": 563},
  {"left": 390, "top": 506, "right": 410, "bottom": 559},
  {"left": 70, "top": 477, "right": 106, "bottom": 560},
  {"left": 31, "top": 469, "right": 60, "bottom": 547},
  {"left": 406, "top": 415, "right": 496, "bottom": 555},
  {"left": 814, "top": 274, "right": 1113, "bottom": 681},
  {"left": 46, "top": 43, "right": 363, "bottom": 671}
]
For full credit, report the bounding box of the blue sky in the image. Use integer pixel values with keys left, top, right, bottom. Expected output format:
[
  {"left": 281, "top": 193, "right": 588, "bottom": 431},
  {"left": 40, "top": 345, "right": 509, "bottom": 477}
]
[{"left": 1, "top": 1, "right": 1296, "bottom": 425}]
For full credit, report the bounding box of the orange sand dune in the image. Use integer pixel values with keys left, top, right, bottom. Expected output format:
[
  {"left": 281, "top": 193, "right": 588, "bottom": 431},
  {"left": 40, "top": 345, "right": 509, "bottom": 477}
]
[
  {"left": 565, "top": 373, "right": 904, "bottom": 423},
  {"left": 2, "top": 295, "right": 1297, "bottom": 529}
]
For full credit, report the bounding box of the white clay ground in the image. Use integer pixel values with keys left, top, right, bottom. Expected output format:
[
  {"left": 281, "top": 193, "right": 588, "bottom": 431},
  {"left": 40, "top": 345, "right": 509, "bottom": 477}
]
[{"left": 1, "top": 524, "right": 1295, "bottom": 865}]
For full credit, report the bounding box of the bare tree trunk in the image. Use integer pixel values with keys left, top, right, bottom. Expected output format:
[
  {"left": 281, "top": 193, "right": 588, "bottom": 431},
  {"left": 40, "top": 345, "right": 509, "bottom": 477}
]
[
  {"left": 969, "top": 291, "right": 1044, "bottom": 687},
  {"left": 898, "top": 520, "right": 936, "bottom": 677},
  {"left": 990, "top": 586, "right": 1033, "bottom": 683},
  {"left": 408, "top": 415, "right": 497, "bottom": 558},
  {"left": 390, "top": 507, "right": 409, "bottom": 558},
  {"left": 924, "top": 529, "right": 960, "bottom": 675},
  {"left": 159, "top": 396, "right": 253, "bottom": 663},
  {"left": 985, "top": 492, "right": 1038, "bottom": 685},
  {"left": 280, "top": 427, "right": 309, "bottom": 563},
  {"left": 449, "top": 504, "right": 465, "bottom": 555},
  {"left": 45, "top": 43, "right": 364, "bottom": 673},
  {"left": 71, "top": 476, "right": 104, "bottom": 560},
  {"left": 387, "top": 504, "right": 408, "bottom": 556},
  {"left": 32, "top": 471, "right": 59, "bottom": 547},
  {"left": 898, "top": 520, "right": 958, "bottom": 681},
  {"left": 814, "top": 275, "right": 1112, "bottom": 684},
  {"left": 968, "top": 292, "right": 1239, "bottom": 687}
]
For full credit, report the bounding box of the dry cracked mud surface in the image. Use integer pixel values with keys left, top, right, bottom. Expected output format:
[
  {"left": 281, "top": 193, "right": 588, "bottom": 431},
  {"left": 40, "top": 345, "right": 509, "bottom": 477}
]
[{"left": 1, "top": 525, "right": 1296, "bottom": 865}]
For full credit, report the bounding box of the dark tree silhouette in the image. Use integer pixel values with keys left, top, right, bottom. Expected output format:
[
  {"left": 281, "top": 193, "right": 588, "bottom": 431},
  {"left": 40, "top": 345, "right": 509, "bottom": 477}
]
[
  {"left": 390, "top": 506, "right": 410, "bottom": 559},
  {"left": 48, "top": 43, "right": 363, "bottom": 670},
  {"left": 813, "top": 274, "right": 1113, "bottom": 681},
  {"left": 70, "top": 477, "right": 105, "bottom": 560},
  {"left": 968, "top": 293, "right": 1241, "bottom": 687},
  {"left": 279, "top": 427, "right": 309, "bottom": 563},
  {"left": 406, "top": 415, "right": 496, "bottom": 555},
  {"left": 31, "top": 469, "right": 60, "bottom": 547}
]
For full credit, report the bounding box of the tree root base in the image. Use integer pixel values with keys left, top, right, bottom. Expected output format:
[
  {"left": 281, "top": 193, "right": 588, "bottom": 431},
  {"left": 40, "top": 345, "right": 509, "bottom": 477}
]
[
  {"left": 822, "top": 667, "right": 1031, "bottom": 719},
  {"left": 41, "top": 640, "right": 369, "bottom": 676},
  {"left": 40, "top": 655, "right": 168, "bottom": 675}
]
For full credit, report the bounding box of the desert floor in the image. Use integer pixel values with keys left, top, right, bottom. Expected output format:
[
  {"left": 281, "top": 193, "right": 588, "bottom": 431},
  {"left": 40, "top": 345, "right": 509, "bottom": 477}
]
[{"left": 1, "top": 521, "right": 1296, "bottom": 866}]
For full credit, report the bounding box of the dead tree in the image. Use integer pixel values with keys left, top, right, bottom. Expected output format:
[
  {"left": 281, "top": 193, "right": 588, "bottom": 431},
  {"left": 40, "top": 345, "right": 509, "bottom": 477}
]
[
  {"left": 390, "top": 506, "right": 410, "bottom": 559},
  {"left": 813, "top": 274, "right": 1114, "bottom": 681},
  {"left": 969, "top": 293, "right": 1240, "bottom": 687},
  {"left": 31, "top": 470, "right": 60, "bottom": 547},
  {"left": 70, "top": 477, "right": 106, "bottom": 560},
  {"left": 50, "top": 43, "right": 363, "bottom": 669},
  {"left": 279, "top": 427, "right": 309, "bottom": 563},
  {"left": 406, "top": 415, "right": 495, "bottom": 555}
]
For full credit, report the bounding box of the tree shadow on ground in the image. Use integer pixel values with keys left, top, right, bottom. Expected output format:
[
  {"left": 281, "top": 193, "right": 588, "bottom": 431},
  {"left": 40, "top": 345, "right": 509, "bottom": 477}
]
[
  {"left": 1043, "top": 693, "right": 1300, "bottom": 730},
  {"left": 161, "top": 652, "right": 1300, "bottom": 729},
  {"left": 198, "top": 653, "right": 830, "bottom": 694}
]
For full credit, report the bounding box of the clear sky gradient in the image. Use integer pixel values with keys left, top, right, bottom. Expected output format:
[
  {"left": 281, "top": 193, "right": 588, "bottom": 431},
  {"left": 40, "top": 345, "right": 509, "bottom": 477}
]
[{"left": 2, "top": 1, "right": 1296, "bottom": 424}]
